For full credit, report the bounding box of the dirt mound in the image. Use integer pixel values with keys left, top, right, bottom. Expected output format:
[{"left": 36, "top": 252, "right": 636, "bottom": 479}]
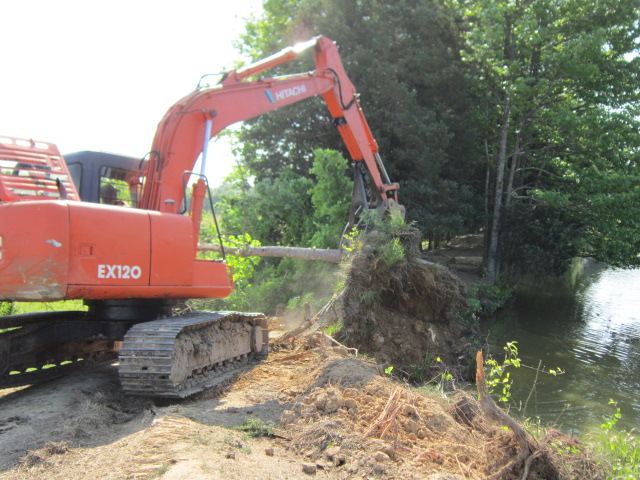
[
  {"left": 341, "top": 226, "right": 477, "bottom": 381},
  {"left": 276, "top": 343, "right": 599, "bottom": 479}
]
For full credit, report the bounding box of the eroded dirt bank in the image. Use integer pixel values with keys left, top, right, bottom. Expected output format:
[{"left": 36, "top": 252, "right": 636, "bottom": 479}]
[{"left": 0, "top": 336, "right": 601, "bottom": 480}]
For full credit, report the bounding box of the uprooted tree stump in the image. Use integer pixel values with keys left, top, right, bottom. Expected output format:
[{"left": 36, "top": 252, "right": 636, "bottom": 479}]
[{"left": 339, "top": 226, "right": 478, "bottom": 381}]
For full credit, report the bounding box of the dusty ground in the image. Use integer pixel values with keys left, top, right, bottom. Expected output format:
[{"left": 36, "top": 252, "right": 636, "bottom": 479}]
[{"left": 0, "top": 332, "right": 598, "bottom": 480}]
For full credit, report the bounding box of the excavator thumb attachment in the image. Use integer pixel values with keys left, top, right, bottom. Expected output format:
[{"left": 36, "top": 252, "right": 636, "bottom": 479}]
[{"left": 347, "top": 162, "right": 404, "bottom": 232}]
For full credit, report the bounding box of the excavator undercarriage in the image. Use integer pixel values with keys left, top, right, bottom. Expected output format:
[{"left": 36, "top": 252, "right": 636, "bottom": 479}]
[{"left": 0, "top": 302, "right": 268, "bottom": 397}]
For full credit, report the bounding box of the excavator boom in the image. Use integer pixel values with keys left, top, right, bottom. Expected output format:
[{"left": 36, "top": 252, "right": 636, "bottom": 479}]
[{"left": 141, "top": 36, "right": 399, "bottom": 221}]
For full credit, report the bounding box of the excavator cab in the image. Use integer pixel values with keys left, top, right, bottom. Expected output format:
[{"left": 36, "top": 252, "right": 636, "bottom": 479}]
[{"left": 64, "top": 151, "right": 144, "bottom": 207}]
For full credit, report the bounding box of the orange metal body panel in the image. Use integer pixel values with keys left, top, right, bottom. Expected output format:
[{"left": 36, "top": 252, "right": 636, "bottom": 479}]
[
  {"left": 0, "top": 201, "right": 70, "bottom": 300},
  {"left": 149, "top": 211, "right": 194, "bottom": 286},
  {"left": 65, "top": 204, "right": 232, "bottom": 299},
  {"left": 65, "top": 281, "right": 233, "bottom": 299},
  {"left": 67, "top": 203, "right": 151, "bottom": 289},
  {"left": 192, "top": 260, "right": 233, "bottom": 293},
  {"left": 0, "top": 199, "right": 233, "bottom": 301}
]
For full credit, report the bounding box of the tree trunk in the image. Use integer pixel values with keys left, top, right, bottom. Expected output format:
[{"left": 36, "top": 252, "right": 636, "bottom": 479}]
[
  {"left": 505, "top": 125, "right": 522, "bottom": 210},
  {"left": 198, "top": 243, "right": 344, "bottom": 263},
  {"left": 486, "top": 97, "right": 511, "bottom": 283},
  {"left": 482, "top": 140, "right": 493, "bottom": 264}
]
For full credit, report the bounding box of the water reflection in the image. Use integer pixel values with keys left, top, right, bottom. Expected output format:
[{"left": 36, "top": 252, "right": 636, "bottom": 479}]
[{"left": 484, "top": 262, "right": 640, "bottom": 434}]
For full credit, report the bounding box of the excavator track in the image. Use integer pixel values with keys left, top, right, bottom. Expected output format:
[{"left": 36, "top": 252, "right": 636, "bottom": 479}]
[
  {"left": 0, "top": 311, "right": 129, "bottom": 390},
  {"left": 118, "top": 311, "right": 268, "bottom": 398}
]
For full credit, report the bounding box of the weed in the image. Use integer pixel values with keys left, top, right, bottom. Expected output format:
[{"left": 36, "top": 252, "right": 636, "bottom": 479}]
[
  {"left": 468, "top": 280, "right": 512, "bottom": 315},
  {"left": 356, "top": 352, "right": 374, "bottom": 362},
  {"left": 323, "top": 318, "right": 343, "bottom": 336},
  {"left": 589, "top": 400, "right": 640, "bottom": 478},
  {"left": 238, "top": 434, "right": 253, "bottom": 454},
  {"left": 407, "top": 353, "right": 438, "bottom": 384},
  {"left": 341, "top": 226, "right": 362, "bottom": 253},
  {"left": 376, "top": 237, "right": 405, "bottom": 268},
  {"left": 192, "top": 432, "right": 210, "bottom": 446},
  {"left": 234, "top": 417, "right": 276, "bottom": 438},
  {"left": 145, "top": 463, "right": 170, "bottom": 479},
  {"left": 411, "top": 356, "right": 454, "bottom": 395},
  {"left": 359, "top": 290, "right": 377, "bottom": 307},
  {"left": 457, "top": 294, "right": 482, "bottom": 325},
  {"left": 485, "top": 341, "right": 521, "bottom": 404}
]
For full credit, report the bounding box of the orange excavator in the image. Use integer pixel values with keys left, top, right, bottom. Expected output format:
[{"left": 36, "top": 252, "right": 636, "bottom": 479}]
[{"left": 0, "top": 36, "right": 400, "bottom": 397}]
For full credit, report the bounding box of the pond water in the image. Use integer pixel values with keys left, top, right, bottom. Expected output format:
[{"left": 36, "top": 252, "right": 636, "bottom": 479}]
[{"left": 483, "top": 261, "right": 640, "bottom": 435}]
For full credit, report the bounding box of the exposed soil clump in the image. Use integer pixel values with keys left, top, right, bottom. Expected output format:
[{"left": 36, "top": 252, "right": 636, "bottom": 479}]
[{"left": 341, "top": 226, "right": 478, "bottom": 380}]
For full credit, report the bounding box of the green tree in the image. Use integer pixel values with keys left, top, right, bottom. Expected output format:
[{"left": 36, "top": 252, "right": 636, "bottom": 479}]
[
  {"left": 308, "top": 149, "right": 352, "bottom": 249},
  {"left": 236, "top": 0, "right": 483, "bottom": 244},
  {"left": 211, "top": 149, "right": 350, "bottom": 311},
  {"left": 458, "top": 0, "right": 640, "bottom": 279},
  {"left": 217, "top": 165, "right": 315, "bottom": 246}
]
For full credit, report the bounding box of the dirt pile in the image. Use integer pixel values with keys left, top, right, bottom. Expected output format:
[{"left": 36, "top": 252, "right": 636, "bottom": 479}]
[
  {"left": 274, "top": 341, "right": 601, "bottom": 479},
  {"left": 340, "top": 226, "right": 478, "bottom": 381},
  {"left": 264, "top": 347, "right": 595, "bottom": 480}
]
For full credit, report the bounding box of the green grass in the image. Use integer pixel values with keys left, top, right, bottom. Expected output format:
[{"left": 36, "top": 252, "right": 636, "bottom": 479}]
[
  {"left": 11, "top": 300, "right": 87, "bottom": 314},
  {"left": 2, "top": 301, "right": 87, "bottom": 333}
]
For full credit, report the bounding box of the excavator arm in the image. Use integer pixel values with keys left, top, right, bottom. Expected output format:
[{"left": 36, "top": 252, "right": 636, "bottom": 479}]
[{"left": 141, "top": 36, "right": 400, "bottom": 225}]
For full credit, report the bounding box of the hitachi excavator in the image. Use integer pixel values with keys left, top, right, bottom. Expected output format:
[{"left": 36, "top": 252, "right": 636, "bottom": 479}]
[{"left": 0, "top": 36, "right": 400, "bottom": 398}]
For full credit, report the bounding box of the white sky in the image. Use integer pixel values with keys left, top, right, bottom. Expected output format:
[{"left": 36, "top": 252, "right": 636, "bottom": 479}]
[{"left": 0, "top": 0, "right": 263, "bottom": 185}]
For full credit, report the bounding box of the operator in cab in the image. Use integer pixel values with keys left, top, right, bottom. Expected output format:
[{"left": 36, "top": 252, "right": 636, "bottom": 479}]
[{"left": 100, "top": 184, "right": 127, "bottom": 206}]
